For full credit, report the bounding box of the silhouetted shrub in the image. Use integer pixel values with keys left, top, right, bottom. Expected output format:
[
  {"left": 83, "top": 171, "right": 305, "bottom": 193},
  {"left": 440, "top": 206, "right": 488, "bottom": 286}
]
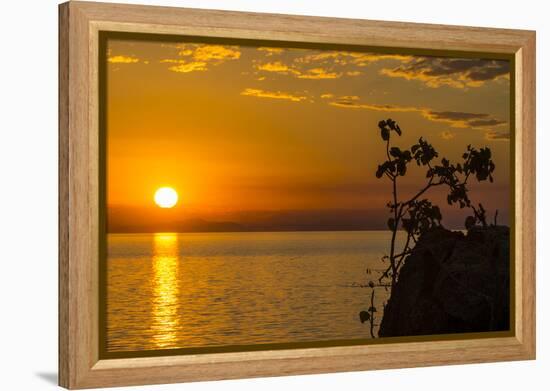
[{"left": 360, "top": 119, "right": 497, "bottom": 335}]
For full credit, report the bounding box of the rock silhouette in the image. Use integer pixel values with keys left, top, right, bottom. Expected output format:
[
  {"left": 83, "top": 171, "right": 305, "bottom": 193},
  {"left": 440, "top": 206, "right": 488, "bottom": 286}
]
[{"left": 378, "top": 225, "right": 510, "bottom": 337}]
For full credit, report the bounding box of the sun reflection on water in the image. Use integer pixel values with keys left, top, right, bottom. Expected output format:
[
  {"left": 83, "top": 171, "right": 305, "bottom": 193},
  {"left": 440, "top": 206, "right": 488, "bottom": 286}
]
[{"left": 151, "top": 233, "right": 180, "bottom": 348}]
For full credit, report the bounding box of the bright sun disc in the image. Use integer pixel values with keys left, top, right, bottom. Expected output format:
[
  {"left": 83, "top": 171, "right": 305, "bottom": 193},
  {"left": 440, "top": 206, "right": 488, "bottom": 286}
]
[{"left": 154, "top": 187, "right": 178, "bottom": 208}]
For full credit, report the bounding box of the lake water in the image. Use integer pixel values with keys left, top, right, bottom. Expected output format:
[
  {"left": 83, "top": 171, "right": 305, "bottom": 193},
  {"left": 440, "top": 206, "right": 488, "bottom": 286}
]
[{"left": 106, "top": 231, "right": 396, "bottom": 353}]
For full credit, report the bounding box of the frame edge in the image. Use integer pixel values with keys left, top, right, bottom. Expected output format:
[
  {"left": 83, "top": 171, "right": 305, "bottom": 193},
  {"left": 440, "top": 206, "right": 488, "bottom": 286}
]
[
  {"left": 59, "top": 1, "right": 71, "bottom": 388},
  {"left": 519, "top": 30, "right": 536, "bottom": 359}
]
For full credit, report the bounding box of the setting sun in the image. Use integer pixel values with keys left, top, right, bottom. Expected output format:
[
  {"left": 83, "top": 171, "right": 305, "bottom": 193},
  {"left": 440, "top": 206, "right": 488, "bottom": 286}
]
[{"left": 154, "top": 187, "right": 178, "bottom": 208}]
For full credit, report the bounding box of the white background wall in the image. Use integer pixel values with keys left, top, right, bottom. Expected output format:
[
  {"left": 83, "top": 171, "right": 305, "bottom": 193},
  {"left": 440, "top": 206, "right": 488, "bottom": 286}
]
[{"left": 0, "top": 0, "right": 546, "bottom": 389}]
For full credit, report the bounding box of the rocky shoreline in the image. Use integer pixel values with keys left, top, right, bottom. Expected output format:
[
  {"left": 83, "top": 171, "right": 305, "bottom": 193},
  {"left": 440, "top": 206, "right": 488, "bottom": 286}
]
[{"left": 379, "top": 226, "right": 510, "bottom": 337}]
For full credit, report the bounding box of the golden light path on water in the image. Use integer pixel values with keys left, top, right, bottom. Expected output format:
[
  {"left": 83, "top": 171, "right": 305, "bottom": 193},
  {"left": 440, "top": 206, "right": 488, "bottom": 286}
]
[
  {"left": 151, "top": 233, "right": 180, "bottom": 348},
  {"left": 106, "top": 231, "right": 400, "bottom": 352}
]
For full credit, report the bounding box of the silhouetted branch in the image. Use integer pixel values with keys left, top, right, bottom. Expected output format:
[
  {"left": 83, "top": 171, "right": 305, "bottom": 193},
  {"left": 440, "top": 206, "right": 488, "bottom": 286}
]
[{"left": 361, "top": 118, "right": 497, "bottom": 337}]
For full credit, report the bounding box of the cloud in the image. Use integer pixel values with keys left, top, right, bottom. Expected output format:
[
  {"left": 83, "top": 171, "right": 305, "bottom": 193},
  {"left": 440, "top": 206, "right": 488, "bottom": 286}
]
[
  {"left": 423, "top": 110, "right": 507, "bottom": 128},
  {"left": 108, "top": 55, "right": 139, "bottom": 64},
  {"left": 320, "top": 93, "right": 334, "bottom": 99},
  {"left": 328, "top": 98, "right": 418, "bottom": 113},
  {"left": 425, "top": 111, "right": 489, "bottom": 121},
  {"left": 165, "top": 61, "right": 208, "bottom": 73},
  {"left": 162, "top": 43, "right": 241, "bottom": 73},
  {"left": 380, "top": 57, "right": 510, "bottom": 88},
  {"left": 177, "top": 48, "right": 194, "bottom": 56},
  {"left": 294, "top": 51, "right": 409, "bottom": 67},
  {"left": 241, "top": 88, "right": 308, "bottom": 102},
  {"left": 254, "top": 51, "right": 508, "bottom": 88},
  {"left": 468, "top": 118, "right": 508, "bottom": 127},
  {"left": 485, "top": 129, "right": 511, "bottom": 140},
  {"left": 258, "top": 47, "right": 284, "bottom": 56},
  {"left": 339, "top": 95, "right": 360, "bottom": 101},
  {"left": 254, "top": 50, "right": 403, "bottom": 80},
  {"left": 327, "top": 95, "right": 509, "bottom": 138},
  {"left": 255, "top": 61, "right": 341, "bottom": 79},
  {"left": 297, "top": 68, "right": 342, "bottom": 79},
  {"left": 192, "top": 45, "right": 241, "bottom": 61},
  {"left": 441, "top": 131, "right": 456, "bottom": 140},
  {"left": 257, "top": 61, "right": 299, "bottom": 75}
]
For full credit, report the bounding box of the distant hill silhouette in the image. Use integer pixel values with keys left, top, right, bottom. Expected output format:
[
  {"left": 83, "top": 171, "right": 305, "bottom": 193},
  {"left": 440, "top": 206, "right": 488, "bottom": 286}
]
[{"left": 107, "top": 206, "right": 392, "bottom": 233}]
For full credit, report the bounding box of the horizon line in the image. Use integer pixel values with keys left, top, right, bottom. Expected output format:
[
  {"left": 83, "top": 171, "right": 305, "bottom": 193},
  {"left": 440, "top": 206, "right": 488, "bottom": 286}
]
[{"left": 106, "top": 227, "right": 478, "bottom": 235}]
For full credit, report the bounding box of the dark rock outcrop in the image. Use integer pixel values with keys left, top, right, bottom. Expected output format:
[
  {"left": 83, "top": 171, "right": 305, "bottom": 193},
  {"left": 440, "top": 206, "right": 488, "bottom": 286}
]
[{"left": 378, "top": 226, "right": 510, "bottom": 337}]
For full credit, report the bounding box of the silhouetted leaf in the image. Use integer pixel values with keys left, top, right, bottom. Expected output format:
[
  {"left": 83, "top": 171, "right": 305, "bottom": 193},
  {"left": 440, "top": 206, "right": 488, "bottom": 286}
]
[
  {"left": 381, "top": 127, "right": 390, "bottom": 141},
  {"left": 390, "top": 147, "right": 401, "bottom": 157},
  {"left": 397, "top": 161, "right": 407, "bottom": 176},
  {"left": 359, "top": 311, "right": 370, "bottom": 323},
  {"left": 376, "top": 164, "right": 387, "bottom": 179}
]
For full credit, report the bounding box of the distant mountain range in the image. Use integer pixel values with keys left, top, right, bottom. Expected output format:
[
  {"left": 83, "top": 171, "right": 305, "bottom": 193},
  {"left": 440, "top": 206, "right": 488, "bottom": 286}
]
[
  {"left": 107, "top": 206, "right": 390, "bottom": 233},
  {"left": 107, "top": 204, "right": 509, "bottom": 233}
]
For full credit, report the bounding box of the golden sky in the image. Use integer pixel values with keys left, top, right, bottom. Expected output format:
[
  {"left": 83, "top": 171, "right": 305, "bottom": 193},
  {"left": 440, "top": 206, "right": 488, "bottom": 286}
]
[{"left": 106, "top": 37, "right": 511, "bottom": 232}]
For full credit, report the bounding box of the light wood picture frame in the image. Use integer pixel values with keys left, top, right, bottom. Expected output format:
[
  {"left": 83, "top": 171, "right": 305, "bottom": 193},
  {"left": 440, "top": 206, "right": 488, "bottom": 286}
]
[{"left": 59, "top": 1, "right": 536, "bottom": 389}]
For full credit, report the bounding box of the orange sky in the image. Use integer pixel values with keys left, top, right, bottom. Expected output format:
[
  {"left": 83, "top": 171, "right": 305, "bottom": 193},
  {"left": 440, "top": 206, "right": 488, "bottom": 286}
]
[{"left": 106, "top": 36, "right": 511, "bottom": 232}]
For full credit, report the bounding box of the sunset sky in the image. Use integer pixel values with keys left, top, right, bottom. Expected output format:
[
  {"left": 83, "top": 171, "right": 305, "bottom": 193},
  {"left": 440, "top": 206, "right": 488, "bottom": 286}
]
[{"left": 106, "top": 36, "right": 511, "bottom": 232}]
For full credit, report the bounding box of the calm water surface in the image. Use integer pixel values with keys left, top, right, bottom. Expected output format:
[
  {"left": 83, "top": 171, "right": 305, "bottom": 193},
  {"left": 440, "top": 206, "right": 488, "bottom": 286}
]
[{"left": 106, "top": 231, "right": 397, "bottom": 352}]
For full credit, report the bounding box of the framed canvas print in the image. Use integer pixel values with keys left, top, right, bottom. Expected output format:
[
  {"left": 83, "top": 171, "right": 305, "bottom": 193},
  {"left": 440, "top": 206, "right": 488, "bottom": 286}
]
[{"left": 59, "top": 1, "right": 536, "bottom": 389}]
